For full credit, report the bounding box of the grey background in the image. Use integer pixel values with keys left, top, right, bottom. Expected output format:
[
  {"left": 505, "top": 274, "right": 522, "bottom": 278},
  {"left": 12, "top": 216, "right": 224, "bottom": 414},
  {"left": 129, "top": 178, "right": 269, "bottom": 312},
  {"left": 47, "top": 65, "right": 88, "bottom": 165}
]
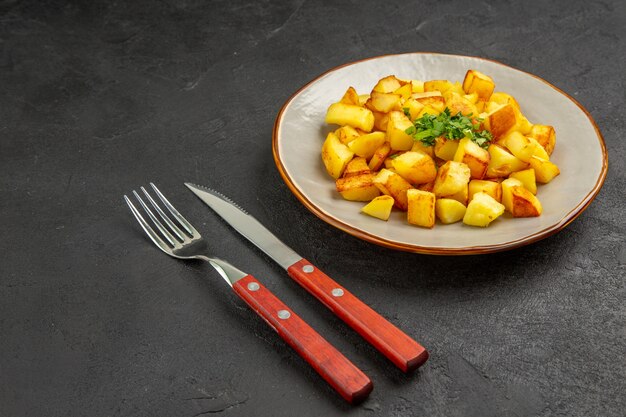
[{"left": 1, "top": 0, "right": 624, "bottom": 416}]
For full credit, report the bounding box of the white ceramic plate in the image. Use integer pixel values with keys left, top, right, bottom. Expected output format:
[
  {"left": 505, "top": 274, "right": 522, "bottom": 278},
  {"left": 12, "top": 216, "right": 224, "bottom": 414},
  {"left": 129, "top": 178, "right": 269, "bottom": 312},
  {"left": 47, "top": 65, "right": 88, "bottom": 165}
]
[{"left": 273, "top": 53, "right": 607, "bottom": 255}]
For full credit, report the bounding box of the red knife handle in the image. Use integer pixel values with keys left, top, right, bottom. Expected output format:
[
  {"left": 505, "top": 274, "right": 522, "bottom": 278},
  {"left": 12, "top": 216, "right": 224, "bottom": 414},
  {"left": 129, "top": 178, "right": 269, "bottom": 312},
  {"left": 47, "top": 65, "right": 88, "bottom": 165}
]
[
  {"left": 287, "top": 259, "right": 428, "bottom": 372},
  {"left": 232, "top": 275, "right": 373, "bottom": 404}
]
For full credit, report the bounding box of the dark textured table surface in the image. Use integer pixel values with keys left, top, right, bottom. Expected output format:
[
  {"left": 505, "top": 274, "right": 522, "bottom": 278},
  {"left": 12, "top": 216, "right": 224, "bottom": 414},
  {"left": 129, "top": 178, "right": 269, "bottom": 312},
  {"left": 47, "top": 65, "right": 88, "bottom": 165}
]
[{"left": 1, "top": 1, "right": 624, "bottom": 416}]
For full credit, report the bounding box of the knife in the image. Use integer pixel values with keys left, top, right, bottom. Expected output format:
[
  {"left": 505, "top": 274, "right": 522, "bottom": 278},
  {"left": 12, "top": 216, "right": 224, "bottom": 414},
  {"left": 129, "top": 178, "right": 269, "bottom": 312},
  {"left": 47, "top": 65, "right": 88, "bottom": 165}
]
[{"left": 185, "top": 183, "right": 429, "bottom": 372}]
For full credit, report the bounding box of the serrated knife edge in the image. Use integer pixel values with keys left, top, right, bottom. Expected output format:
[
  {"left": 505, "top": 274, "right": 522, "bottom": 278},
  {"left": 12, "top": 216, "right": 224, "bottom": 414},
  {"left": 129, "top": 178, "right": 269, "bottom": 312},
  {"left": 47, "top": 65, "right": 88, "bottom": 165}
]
[{"left": 184, "top": 182, "right": 302, "bottom": 269}]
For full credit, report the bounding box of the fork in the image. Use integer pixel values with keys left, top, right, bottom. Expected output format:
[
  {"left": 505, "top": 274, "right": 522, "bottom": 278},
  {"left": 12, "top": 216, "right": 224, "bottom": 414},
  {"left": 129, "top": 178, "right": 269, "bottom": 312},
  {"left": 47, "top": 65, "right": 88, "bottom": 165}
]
[{"left": 124, "top": 183, "right": 373, "bottom": 404}]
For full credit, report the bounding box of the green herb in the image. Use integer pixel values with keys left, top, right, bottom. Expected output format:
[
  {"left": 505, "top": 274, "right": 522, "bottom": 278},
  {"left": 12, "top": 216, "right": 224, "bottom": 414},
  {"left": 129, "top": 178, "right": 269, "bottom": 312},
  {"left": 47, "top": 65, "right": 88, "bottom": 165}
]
[
  {"left": 402, "top": 107, "right": 411, "bottom": 118},
  {"left": 472, "top": 129, "right": 493, "bottom": 148},
  {"left": 404, "top": 107, "right": 493, "bottom": 149}
]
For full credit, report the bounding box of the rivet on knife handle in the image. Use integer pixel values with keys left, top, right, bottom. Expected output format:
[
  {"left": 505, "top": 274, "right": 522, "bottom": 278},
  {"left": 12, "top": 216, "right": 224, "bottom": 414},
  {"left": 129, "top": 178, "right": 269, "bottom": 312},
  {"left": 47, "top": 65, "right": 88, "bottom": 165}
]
[
  {"left": 233, "top": 275, "right": 373, "bottom": 404},
  {"left": 287, "top": 259, "right": 429, "bottom": 372}
]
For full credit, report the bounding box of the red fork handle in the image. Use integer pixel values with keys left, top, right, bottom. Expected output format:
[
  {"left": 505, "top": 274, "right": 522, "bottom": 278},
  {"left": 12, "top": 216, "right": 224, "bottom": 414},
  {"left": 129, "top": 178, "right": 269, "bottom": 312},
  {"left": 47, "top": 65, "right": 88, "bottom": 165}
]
[
  {"left": 287, "top": 259, "right": 429, "bottom": 372},
  {"left": 232, "top": 275, "right": 373, "bottom": 404}
]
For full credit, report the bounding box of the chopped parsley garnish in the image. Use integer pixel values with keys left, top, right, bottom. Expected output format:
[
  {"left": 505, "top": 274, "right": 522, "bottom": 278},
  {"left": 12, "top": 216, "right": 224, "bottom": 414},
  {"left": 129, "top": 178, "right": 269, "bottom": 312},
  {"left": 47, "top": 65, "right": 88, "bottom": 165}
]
[{"left": 405, "top": 107, "right": 493, "bottom": 149}]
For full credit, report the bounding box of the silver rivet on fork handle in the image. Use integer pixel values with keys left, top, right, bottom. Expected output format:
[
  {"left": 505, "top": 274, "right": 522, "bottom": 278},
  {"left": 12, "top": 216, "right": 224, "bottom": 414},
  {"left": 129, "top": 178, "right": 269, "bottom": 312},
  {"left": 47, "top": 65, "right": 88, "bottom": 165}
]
[
  {"left": 331, "top": 288, "right": 344, "bottom": 297},
  {"left": 277, "top": 310, "right": 291, "bottom": 319}
]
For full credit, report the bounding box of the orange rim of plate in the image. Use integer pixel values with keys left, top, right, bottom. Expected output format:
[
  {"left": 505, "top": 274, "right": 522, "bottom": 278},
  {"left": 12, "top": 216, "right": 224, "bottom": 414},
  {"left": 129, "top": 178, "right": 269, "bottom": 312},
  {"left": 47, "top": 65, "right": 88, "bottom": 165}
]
[{"left": 272, "top": 52, "right": 608, "bottom": 255}]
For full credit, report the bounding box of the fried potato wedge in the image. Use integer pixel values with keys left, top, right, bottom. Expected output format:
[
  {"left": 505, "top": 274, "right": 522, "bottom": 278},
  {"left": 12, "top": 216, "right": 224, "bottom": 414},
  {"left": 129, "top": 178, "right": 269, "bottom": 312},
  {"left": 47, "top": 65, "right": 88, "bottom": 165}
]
[
  {"left": 361, "top": 195, "right": 395, "bottom": 220},
  {"left": 462, "top": 70, "right": 495, "bottom": 101},
  {"left": 435, "top": 198, "right": 467, "bottom": 224},
  {"left": 392, "top": 151, "right": 437, "bottom": 185},
  {"left": 325, "top": 103, "right": 375, "bottom": 132},
  {"left": 322, "top": 132, "right": 354, "bottom": 179},
  {"left": 373, "top": 168, "right": 414, "bottom": 211},
  {"left": 529, "top": 125, "right": 556, "bottom": 155},
  {"left": 343, "top": 156, "right": 370, "bottom": 178},
  {"left": 336, "top": 173, "right": 380, "bottom": 201},
  {"left": 433, "top": 160, "right": 471, "bottom": 197},
  {"left": 463, "top": 192, "right": 505, "bottom": 227},
  {"left": 529, "top": 156, "right": 560, "bottom": 184},
  {"left": 453, "top": 137, "right": 490, "bottom": 179},
  {"left": 407, "top": 189, "right": 436, "bottom": 228}
]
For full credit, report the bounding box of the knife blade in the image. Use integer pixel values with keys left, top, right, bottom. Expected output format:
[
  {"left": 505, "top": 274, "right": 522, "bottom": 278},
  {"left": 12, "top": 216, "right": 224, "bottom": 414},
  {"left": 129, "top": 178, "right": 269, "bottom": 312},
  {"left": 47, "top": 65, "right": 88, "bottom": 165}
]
[{"left": 185, "top": 182, "right": 428, "bottom": 372}]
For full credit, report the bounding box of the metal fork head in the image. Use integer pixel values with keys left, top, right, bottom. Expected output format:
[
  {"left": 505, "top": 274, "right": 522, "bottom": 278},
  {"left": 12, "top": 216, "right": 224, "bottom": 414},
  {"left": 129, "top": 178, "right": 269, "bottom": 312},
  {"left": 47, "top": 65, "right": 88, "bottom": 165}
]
[
  {"left": 124, "top": 183, "right": 204, "bottom": 258},
  {"left": 124, "top": 183, "right": 247, "bottom": 286}
]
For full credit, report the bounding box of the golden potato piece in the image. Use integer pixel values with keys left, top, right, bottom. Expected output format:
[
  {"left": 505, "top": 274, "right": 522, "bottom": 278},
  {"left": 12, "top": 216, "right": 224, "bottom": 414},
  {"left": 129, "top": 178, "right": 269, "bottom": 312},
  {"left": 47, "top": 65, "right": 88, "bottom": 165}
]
[
  {"left": 339, "top": 86, "right": 360, "bottom": 106},
  {"left": 386, "top": 111, "right": 415, "bottom": 151},
  {"left": 368, "top": 142, "right": 392, "bottom": 171},
  {"left": 343, "top": 156, "right": 370, "bottom": 178},
  {"left": 443, "top": 185, "right": 469, "bottom": 205},
  {"left": 411, "top": 91, "right": 442, "bottom": 99},
  {"left": 413, "top": 94, "right": 446, "bottom": 112},
  {"left": 444, "top": 92, "right": 478, "bottom": 116},
  {"left": 449, "top": 81, "right": 466, "bottom": 95},
  {"left": 462, "top": 70, "right": 495, "bottom": 101},
  {"left": 424, "top": 80, "right": 453, "bottom": 93},
  {"left": 488, "top": 92, "right": 521, "bottom": 112},
  {"left": 348, "top": 131, "right": 386, "bottom": 159},
  {"left": 433, "top": 160, "right": 471, "bottom": 197},
  {"left": 490, "top": 91, "right": 533, "bottom": 135},
  {"left": 484, "top": 104, "right": 516, "bottom": 139},
  {"left": 453, "top": 137, "right": 490, "bottom": 179},
  {"left": 407, "top": 189, "right": 436, "bottom": 228},
  {"left": 463, "top": 192, "right": 505, "bottom": 227},
  {"left": 393, "top": 83, "right": 413, "bottom": 100},
  {"left": 501, "top": 177, "right": 524, "bottom": 213},
  {"left": 509, "top": 185, "right": 542, "bottom": 217},
  {"left": 529, "top": 156, "right": 560, "bottom": 184},
  {"left": 417, "top": 105, "right": 442, "bottom": 118},
  {"left": 361, "top": 195, "right": 395, "bottom": 221},
  {"left": 371, "top": 110, "right": 390, "bottom": 131},
  {"left": 463, "top": 92, "right": 479, "bottom": 104},
  {"left": 485, "top": 101, "right": 504, "bottom": 114},
  {"left": 391, "top": 151, "right": 437, "bottom": 185},
  {"left": 509, "top": 169, "right": 537, "bottom": 194},
  {"left": 528, "top": 137, "right": 550, "bottom": 160},
  {"left": 417, "top": 180, "right": 435, "bottom": 192},
  {"left": 325, "top": 103, "right": 374, "bottom": 132},
  {"left": 510, "top": 112, "right": 533, "bottom": 135},
  {"left": 335, "top": 173, "right": 380, "bottom": 201},
  {"left": 372, "top": 75, "right": 403, "bottom": 93},
  {"left": 475, "top": 100, "right": 487, "bottom": 113},
  {"left": 403, "top": 98, "right": 425, "bottom": 121},
  {"left": 503, "top": 131, "right": 537, "bottom": 162},
  {"left": 410, "top": 80, "right": 425, "bottom": 93},
  {"left": 373, "top": 168, "right": 414, "bottom": 211},
  {"left": 529, "top": 125, "right": 556, "bottom": 155},
  {"left": 334, "top": 125, "right": 360, "bottom": 144},
  {"left": 435, "top": 198, "right": 467, "bottom": 224},
  {"left": 366, "top": 91, "right": 402, "bottom": 113},
  {"left": 434, "top": 137, "right": 460, "bottom": 161},
  {"left": 358, "top": 94, "right": 369, "bottom": 106},
  {"left": 468, "top": 179, "right": 502, "bottom": 203},
  {"left": 322, "top": 132, "right": 354, "bottom": 179},
  {"left": 485, "top": 144, "right": 529, "bottom": 178},
  {"left": 411, "top": 140, "right": 434, "bottom": 158}
]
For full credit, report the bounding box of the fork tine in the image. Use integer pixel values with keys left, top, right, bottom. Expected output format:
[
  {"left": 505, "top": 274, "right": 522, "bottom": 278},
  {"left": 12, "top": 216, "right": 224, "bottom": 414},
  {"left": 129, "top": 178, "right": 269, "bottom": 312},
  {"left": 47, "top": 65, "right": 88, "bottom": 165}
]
[
  {"left": 124, "top": 195, "right": 172, "bottom": 253},
  {"left": 132, "top": 190, "right": 179, "bottom": 247},
  {"left": 150, "top": 182, "right": 199, "bottom": 237},
  {"left": 140, "top": 186, "right": 186, "bottom": 242}
]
